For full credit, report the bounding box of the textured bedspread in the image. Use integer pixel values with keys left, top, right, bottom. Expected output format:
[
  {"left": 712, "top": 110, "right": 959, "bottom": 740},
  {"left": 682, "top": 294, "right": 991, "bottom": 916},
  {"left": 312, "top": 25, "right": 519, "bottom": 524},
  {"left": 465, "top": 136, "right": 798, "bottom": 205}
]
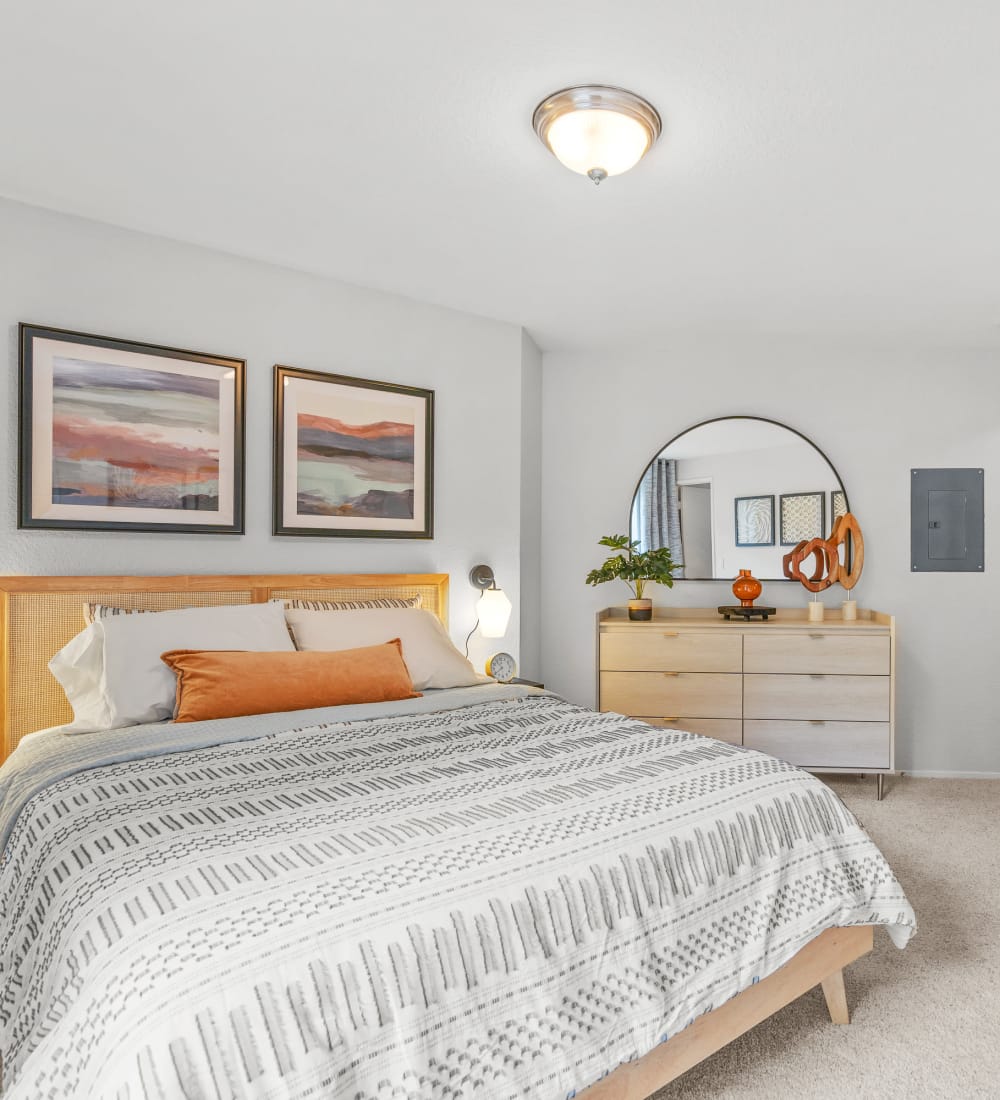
[{"left": 0, "top": 691, "right": 915, "bottom": 1099}]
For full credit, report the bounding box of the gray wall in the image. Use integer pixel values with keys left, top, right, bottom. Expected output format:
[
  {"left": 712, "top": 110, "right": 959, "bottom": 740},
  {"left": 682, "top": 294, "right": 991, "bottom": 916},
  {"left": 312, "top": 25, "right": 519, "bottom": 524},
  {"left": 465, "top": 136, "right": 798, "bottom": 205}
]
[
  {"left": 541, "top": 345, "right": 1000, "bottom": 777},
  {"left": 0, "top": 199, "right": 533, "bottom": 666},
  {"left": 5, "top": 198, "right": 998, "bottom": 775}
]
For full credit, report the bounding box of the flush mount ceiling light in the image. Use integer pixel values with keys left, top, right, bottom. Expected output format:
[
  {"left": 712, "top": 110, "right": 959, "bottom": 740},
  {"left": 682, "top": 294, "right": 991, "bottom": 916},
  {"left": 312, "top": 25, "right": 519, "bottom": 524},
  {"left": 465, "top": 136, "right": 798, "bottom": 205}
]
[{"left": 532, "top": 84, "right": 661, "bottom": 185}]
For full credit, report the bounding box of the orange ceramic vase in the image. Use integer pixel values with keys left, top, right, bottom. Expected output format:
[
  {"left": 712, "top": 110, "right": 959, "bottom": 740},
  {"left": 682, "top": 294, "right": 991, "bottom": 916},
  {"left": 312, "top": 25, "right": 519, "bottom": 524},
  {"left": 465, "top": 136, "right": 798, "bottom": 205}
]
[{"left": 732, "top": 569, "right": 762, "bottom": 607}]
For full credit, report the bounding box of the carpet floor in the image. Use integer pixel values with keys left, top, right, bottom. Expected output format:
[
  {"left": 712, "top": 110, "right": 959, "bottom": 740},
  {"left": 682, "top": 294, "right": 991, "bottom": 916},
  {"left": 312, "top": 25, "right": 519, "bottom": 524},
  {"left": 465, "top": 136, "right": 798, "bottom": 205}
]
[{"left": 653, "top": 776, "right": 1000, "bottom": 1100}]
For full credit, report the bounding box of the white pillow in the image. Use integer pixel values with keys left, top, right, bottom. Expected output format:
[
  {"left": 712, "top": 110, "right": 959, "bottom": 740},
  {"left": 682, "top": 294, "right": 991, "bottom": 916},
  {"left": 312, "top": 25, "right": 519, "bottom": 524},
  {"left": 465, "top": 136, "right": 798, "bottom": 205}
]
[
  {"left": 285, "top": 607, "right": 481, "bottom": 690},
  {"left": 49, "top": 621, "right": 109, "bottom": 731},
  {"left": 50, "top": 602, "right": 296, "bottom": 731}
]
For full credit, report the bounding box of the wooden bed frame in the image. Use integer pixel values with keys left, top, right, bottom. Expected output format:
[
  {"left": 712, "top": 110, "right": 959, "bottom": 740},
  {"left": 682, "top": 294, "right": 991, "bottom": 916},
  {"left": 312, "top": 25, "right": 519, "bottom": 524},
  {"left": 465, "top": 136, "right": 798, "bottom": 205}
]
[
  {"left": 583, "top": 925, "right": 872, "bottom": 1096},
  {"left": 0, "top": 572, "right": 875, "bottom": 1098}
]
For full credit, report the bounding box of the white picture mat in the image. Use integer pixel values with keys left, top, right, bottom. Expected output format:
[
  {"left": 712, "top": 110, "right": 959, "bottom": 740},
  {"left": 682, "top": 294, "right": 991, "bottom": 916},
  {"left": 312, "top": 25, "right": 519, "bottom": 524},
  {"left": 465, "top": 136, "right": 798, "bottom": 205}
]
[
  {"left": 282, "top": 375, "right": 427, "bottom": 532},
  {"left": 29, "top": 336, "right": 237, "bottom": 526}
]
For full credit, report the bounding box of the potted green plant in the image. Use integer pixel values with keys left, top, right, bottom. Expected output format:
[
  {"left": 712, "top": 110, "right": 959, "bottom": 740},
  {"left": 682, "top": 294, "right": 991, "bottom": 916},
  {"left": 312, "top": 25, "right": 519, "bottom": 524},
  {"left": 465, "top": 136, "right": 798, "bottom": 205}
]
[{"left": 585, "top": 534, "right": 678, "bottom": 620}]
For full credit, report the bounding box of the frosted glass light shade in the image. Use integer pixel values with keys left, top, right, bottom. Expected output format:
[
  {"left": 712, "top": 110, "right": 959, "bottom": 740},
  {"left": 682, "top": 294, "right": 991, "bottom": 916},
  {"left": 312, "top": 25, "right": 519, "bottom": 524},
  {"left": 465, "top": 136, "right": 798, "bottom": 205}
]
[
  {"left": 546, "top": 109, "right": 650, "bottom": 178},
  {"left": 478, "top": 587, "right": 512, "bottom": 638},
  {"left": 533, "top": 85, "right": 661, "bottom": 184}
]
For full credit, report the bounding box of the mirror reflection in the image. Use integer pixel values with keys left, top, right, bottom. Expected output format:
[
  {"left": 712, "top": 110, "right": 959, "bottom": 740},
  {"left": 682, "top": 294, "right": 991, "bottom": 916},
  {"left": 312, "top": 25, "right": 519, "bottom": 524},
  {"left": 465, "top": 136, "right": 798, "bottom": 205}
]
[{"left": 630, "top": 417, "right": 847, "bottom": 581}]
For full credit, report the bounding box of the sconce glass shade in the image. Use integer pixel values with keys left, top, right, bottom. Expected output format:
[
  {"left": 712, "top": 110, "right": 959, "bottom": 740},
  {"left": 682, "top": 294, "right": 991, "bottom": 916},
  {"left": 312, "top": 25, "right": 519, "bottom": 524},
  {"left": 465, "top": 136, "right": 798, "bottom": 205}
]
[
  {"left": 478, "top": 587, "right": 512, "bottom": 638},
  {"left": 533, "top": 85, "right": 661, "bottom": 184}
]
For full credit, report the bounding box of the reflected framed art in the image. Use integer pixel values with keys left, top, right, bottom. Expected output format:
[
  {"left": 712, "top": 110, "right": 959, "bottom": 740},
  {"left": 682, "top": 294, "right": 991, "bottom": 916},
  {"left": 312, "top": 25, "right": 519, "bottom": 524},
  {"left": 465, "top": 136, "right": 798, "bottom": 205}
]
[
  {"left": 735, "top": 494, "right": 775, "bottom": 547},
  {"left": 18, "top": 323, "right": 245, "bottom": 533},
  {"left": 832, "top": 488, "right": 847, "bottom": 521},
  {"left": 780, "top": 491, "right": 826, "bottom": 546},
  {"left": 273, "top": 365, "right": 434, "bottom": 538}
]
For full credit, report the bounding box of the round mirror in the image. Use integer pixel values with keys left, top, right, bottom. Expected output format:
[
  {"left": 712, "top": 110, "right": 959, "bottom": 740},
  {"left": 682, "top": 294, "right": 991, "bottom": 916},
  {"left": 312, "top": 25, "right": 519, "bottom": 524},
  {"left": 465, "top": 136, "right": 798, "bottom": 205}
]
[{"left": 630, "top": 416, "right": 848, "bottom": 581}]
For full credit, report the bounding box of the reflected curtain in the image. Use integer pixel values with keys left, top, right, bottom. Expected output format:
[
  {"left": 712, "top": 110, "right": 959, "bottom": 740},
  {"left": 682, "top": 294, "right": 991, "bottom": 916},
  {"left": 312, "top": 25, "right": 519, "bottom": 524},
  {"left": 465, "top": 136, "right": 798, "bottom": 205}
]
[{"left": 635, "top": 458, "right": 685, "bottom": 577}]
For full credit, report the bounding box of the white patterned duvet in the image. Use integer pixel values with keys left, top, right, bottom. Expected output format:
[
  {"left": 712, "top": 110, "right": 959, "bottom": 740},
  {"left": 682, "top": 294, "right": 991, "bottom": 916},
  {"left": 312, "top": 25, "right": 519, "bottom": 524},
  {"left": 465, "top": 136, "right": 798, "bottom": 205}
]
[{"left": 0, "top": 687, "right": 915, "bottom": 1099}]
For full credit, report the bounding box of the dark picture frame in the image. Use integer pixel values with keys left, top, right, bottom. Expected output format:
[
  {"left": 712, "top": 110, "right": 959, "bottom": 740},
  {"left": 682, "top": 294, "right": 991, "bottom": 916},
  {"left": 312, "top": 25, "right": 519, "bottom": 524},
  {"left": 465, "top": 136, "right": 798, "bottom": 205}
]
[
  {"left": 18, "top": 323, "right": 245, "bottom": 534},
  {"left": 734, "top": 495, "right": 775, "bottom": 547},
  {"left": 831, "top": 489, "right": 848, "bottom": 521},
  {"left": 780, "top": 491, "right": 826, "bottom": 546},
  {"left": 273, "top": 365, "right": 434, "bottom": 539}
]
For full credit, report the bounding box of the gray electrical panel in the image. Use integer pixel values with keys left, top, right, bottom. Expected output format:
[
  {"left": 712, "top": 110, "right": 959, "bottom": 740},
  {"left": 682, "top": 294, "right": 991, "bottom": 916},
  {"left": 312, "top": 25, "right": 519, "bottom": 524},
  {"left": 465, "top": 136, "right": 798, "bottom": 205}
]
[{"left": 910, "top": 468, "right": 984, "bottom": 572}]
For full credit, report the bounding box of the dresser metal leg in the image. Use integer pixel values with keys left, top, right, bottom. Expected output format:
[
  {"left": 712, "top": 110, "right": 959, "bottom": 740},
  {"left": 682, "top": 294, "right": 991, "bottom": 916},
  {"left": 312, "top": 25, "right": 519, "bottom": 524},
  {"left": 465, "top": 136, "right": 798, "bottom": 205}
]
[{"left": 876, "top": 773, "right": 885, "bottom": 801}]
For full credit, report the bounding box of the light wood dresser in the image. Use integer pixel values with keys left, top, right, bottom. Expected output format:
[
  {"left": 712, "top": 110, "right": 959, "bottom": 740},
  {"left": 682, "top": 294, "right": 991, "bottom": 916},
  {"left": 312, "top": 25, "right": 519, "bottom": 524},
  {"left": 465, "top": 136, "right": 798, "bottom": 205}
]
[{"left": 597, "top": 606, "right": 895, "bottom": 798}]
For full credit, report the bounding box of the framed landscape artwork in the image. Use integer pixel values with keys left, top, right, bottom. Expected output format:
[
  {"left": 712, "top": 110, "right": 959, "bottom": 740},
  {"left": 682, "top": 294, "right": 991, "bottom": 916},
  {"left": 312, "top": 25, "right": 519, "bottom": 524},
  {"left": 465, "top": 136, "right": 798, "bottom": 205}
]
[
  {"left": 734, "top": 495, "right": 775, "bottom": 546},
  {"left": 273, "top": 365, "right": 434, "bottom": 538},
  {"left": 19, "top": 324, "right": 245, "bottom": 533},
  {"left": 780, "top": 491, "right": 826, "bottom": 545}
]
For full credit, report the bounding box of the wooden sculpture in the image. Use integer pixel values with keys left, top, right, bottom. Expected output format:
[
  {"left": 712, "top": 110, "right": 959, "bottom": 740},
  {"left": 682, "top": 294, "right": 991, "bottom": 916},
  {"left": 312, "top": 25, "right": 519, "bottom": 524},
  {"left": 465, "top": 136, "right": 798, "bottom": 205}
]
[
  {"left": 828, "top": 513, "right": 864, "bottom": 590},
  {"left": 782, "top": 513, "right": 864, "bottom": 592},
  {"left": 783, "top": 538, "right": 837, "bottom": 590}
]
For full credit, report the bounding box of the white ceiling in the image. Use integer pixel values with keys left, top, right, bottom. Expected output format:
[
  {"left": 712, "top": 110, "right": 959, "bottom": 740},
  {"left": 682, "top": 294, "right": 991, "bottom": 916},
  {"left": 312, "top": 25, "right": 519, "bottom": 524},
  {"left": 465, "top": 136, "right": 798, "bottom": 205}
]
[{"left": 2, "top": 1, "right": 998, "bottom": 352}]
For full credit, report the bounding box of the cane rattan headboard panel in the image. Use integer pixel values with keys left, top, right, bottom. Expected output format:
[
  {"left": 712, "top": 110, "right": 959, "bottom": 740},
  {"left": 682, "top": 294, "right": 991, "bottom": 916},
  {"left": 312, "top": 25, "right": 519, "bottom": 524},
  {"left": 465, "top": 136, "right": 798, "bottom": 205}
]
[{"left": 0, "top": 573, "right": 448, "bottom": 760}]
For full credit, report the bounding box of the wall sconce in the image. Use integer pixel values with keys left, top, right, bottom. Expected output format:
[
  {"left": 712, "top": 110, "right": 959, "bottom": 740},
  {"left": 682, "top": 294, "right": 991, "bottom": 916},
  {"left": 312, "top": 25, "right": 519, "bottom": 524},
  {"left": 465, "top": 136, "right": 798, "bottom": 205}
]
[{"left": 469, "top": 564, "right": 513, "bottom": 638}]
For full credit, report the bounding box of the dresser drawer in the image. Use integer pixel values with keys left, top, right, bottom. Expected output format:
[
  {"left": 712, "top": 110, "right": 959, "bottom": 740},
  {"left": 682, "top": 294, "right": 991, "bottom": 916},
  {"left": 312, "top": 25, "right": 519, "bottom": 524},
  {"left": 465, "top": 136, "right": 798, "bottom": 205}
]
[
  {"left": 744, "top": 674, "right": 890, "bottom": 722},
  {"left": 744, "top": 633, "right": 889, "bottom": 675},
  {"left": 744, "top": 720, "right": 891, "bottom": 769},
  {"left": 601, "top": 672, "right": 742, "bottom": 719},
  {"left": 600, "top": 631, "right": 742, "bottom": 672},
  {"left": 639, "top": 716, "right": 743, "bottom": 744}
]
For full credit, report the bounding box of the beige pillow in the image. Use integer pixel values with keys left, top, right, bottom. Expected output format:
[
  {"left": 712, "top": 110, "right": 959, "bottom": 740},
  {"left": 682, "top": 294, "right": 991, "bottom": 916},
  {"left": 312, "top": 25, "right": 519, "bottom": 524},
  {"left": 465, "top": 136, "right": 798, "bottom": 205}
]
[
  {"left": 82, "top": 603, "right": 152, "bottom": 625},
  {"left": 284, "top": 596, "right": 422, "bottom": 610},
  {"left": 284, "top": 607, "right": 481, "bottom": 690}
]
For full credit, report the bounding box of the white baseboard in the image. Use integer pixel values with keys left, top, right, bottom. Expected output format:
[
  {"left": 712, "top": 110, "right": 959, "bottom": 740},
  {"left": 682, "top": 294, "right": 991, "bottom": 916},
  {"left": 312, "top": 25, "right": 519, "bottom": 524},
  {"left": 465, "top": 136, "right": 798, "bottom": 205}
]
[{"left": 900, "top": 770, "right": 1000, "bottom": 780}]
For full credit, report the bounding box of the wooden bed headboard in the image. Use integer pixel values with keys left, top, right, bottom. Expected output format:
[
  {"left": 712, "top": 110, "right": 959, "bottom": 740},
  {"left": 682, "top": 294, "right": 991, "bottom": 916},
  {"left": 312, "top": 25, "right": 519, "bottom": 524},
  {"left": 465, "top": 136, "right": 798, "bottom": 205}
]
[{"left": 0, "top": 572, "right": 449, "bottom": 760}]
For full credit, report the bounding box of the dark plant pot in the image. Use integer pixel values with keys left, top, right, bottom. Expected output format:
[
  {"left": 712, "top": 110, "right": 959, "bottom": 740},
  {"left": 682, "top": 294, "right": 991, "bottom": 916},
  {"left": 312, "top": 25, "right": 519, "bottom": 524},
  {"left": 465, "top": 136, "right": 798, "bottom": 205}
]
[{"left": 628, "top": 598, "right": 653, "bottom": 621}]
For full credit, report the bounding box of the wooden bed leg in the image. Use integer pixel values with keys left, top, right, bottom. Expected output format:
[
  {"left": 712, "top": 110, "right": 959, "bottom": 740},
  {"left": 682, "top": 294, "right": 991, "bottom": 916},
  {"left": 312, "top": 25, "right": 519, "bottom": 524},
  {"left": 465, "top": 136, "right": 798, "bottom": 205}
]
[
  {"left": 581, "top": 928, "right": 872, "bottom": 1098},
  {"left": 820, "top": 968, "right": 850, "bottom": 1024}
]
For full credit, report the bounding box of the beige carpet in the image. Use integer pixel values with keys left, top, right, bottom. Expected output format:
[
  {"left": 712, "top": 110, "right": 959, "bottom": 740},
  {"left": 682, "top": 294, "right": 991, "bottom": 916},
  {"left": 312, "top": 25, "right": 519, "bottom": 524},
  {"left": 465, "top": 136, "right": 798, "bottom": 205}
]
[{"left": 653, "top": 776, "right": 1000, "bottom": 1100}]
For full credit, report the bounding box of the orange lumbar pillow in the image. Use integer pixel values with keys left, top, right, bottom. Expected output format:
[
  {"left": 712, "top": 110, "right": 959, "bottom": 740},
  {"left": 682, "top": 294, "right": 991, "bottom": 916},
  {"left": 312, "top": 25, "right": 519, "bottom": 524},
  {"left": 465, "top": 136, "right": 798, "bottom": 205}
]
[{"left": 161, "top": 639, "right": 420, "bottom": 723}]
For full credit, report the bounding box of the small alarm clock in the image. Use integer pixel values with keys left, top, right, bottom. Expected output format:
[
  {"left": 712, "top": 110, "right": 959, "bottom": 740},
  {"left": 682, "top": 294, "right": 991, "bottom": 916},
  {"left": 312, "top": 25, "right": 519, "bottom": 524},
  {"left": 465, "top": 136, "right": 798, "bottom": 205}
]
[{"left": 485, "top": 652, "right": 518, "bottom": 683}]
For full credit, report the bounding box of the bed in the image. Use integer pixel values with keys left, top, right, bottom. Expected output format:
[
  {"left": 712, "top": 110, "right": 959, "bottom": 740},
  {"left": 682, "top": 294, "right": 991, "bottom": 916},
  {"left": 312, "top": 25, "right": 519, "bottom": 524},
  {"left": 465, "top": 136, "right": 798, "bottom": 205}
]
[{"left": 0, "top": 573, "right": 915, "bottom": 1099}]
